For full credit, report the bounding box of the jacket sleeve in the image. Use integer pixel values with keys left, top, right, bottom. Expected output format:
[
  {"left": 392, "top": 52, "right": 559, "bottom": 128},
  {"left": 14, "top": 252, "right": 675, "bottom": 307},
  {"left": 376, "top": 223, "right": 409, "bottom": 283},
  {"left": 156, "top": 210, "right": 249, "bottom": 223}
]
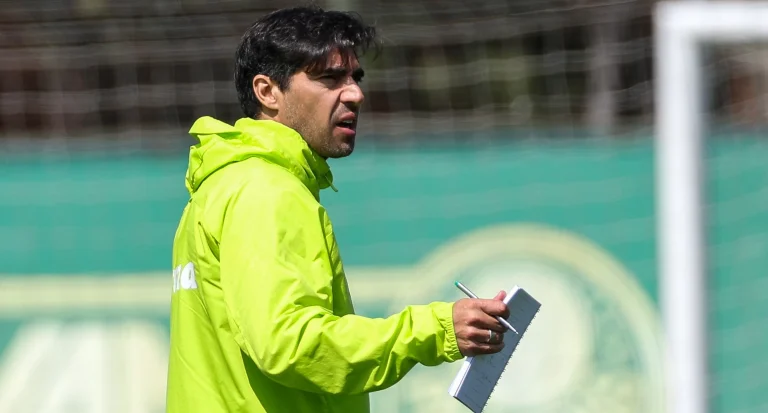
[{"left": 219, "top": 180, "right": 463, "bottom": 395}]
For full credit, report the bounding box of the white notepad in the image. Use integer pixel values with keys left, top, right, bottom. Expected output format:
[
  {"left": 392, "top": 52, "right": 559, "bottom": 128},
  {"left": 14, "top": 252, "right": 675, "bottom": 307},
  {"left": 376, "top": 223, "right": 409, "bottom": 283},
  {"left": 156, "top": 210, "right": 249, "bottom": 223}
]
[{"left": 447, "top": 286, "right": 541, "bottom": 413}]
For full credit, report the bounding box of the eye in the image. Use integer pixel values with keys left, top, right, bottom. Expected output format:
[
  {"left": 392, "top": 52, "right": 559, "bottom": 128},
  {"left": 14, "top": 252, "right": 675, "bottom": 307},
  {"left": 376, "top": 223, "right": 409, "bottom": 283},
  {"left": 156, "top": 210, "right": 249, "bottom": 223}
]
[{"left": 317, "top": 74, "right": 341, "bottom": 85}]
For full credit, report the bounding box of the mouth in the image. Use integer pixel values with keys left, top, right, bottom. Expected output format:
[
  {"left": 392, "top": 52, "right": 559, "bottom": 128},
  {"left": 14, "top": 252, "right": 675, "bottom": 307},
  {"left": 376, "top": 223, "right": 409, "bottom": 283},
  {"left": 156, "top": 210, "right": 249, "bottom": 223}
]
[{"left": 335, "top": 117, "right": 357, "bottom": 135}]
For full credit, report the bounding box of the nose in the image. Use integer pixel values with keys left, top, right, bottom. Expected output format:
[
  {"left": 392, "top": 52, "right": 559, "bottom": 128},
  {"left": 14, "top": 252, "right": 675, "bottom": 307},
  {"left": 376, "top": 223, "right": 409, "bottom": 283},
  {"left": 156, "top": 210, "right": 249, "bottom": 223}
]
[{"left": 340, "top": 82, "right": 365, "bottom": 109}]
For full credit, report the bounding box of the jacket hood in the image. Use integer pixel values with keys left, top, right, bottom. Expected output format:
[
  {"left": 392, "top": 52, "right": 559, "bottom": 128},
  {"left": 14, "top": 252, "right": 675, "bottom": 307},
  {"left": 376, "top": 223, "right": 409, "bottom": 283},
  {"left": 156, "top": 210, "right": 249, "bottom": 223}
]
[{"left": 185, "top": 116, "right": 336, "bottom": 199}]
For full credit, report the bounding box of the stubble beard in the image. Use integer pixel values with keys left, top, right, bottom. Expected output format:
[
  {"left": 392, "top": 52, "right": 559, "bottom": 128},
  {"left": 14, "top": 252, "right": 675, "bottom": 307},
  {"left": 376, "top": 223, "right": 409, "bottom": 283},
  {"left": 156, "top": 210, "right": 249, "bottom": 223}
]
[{"left": 288, "top": 114, "right": 354, "bottom": 159}]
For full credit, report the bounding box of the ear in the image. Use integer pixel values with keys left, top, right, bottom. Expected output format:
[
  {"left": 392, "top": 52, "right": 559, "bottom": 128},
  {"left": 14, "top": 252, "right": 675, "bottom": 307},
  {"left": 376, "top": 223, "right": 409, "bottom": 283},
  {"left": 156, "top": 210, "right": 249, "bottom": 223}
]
[{"left": 252, "top": 75, "right": 282, "bottom": 112}]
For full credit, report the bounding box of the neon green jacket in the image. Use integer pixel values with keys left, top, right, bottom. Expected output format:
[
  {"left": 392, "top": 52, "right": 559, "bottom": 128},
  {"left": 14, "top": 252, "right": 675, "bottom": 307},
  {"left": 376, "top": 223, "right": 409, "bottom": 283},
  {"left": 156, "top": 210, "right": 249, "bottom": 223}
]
[{"left": 166, "top": 116, "right": 463, "bottom": 413}]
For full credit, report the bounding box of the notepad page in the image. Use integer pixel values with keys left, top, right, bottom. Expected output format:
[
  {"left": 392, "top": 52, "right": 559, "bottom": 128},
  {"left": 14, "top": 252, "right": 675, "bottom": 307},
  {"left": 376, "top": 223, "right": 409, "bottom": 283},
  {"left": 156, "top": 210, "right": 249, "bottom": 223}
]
[{"left": 448, "top": 286, "right": 541, "bottom": 413}]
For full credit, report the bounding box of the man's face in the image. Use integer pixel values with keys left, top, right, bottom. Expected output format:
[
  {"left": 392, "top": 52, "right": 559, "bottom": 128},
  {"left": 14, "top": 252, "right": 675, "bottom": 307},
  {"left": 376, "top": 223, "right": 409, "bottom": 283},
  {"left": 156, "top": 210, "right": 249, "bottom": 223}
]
[{"left": 278, "top": 50, "right": 365, "bottom": 159}]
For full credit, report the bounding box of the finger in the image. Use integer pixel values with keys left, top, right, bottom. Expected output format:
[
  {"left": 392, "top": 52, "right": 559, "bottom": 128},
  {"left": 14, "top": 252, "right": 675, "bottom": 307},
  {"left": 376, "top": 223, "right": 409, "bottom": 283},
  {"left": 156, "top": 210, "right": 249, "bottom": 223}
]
[
  {"left": 466, "top": 326, "right": 506, "bottom": 344},
  {"left": 492, "top": 290, "right": 506, "bottom": 301},
  {"left": 468, "top": 342, "right": 505, "bottom": 356},
  {"left": 480, "top": 329, "right": 504, "bottom": 345},
  {"left": 466, "top": 310, "right": 508, "bottom": 332},
  {"left": 475, "top": 299, "right": 510, "bottom": 320}
]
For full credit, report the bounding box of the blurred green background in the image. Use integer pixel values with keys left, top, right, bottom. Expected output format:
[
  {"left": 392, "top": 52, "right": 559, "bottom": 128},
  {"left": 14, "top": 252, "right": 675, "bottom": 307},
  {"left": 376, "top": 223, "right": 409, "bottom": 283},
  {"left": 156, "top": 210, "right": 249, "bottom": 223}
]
[
  {"left": 3, "top": 0, "right": 768, "bottom": 411},
  {"left": 2, "top": 136, "right": 767, "bottom": 412}
]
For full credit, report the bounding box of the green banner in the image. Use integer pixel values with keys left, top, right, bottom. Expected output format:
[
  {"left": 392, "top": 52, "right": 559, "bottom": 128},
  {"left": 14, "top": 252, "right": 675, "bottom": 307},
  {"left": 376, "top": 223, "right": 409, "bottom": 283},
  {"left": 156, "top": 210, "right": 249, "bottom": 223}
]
[{"left": 1, "top": 138, "right": 766, "bottom": 412}]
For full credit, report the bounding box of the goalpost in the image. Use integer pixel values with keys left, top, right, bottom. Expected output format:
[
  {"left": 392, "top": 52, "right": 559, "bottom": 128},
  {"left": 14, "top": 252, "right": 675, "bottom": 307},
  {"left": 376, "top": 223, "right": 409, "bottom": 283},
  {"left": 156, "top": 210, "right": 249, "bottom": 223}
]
[{"left": 655, "top": 2, "right": 768, "bottom": 413}]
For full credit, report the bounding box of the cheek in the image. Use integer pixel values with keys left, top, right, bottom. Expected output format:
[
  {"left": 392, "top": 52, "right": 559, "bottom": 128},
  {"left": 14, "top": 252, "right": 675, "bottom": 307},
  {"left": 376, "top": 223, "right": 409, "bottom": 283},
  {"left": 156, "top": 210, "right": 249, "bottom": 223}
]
[
  {"left": 286, "top": 97, "right": 326, "bottom": 137},
  {"left": 284, "top": 87, "right": 339, "bottom": 133},
  {"left": 306, "top": 100, "right": 335, "bottom": 132},
  {"left": 315, "top": 93, "right": 340, "bottom": 115}
]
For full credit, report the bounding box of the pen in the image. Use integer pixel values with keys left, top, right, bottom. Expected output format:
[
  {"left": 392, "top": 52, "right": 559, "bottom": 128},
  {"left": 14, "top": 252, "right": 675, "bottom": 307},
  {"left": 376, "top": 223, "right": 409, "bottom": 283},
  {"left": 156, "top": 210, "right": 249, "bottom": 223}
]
[{"left": 455, "top": 281, "right": 519, "bottom": 334}]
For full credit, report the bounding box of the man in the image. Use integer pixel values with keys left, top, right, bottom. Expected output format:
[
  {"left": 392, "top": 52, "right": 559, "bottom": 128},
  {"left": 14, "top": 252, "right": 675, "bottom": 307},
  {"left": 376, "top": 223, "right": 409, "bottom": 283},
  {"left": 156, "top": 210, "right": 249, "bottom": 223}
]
[{"left": 166, "top": 6, "right": 510, "bottom": 413}]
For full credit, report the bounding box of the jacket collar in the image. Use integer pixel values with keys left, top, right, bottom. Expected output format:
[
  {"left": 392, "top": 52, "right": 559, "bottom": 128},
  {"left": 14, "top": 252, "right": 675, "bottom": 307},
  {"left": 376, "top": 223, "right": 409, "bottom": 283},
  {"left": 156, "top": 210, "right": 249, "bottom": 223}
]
[{"left": 186, "top": 116, "right": 337, "bottom": 200}]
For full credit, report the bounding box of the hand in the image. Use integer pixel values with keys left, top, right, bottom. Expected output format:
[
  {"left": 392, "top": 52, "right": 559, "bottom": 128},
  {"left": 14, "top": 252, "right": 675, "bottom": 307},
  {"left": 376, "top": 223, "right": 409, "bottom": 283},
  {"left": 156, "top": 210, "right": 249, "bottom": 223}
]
[{"left": 452, "top": 290, "right": 510, "bottom": 357}]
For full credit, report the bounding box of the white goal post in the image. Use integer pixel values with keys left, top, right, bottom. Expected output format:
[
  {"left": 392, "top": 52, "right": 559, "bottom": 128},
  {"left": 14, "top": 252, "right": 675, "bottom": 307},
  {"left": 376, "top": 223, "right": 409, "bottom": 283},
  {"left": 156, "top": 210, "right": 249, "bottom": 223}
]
[{"left": 655, "top": 2, "right": 768, "bottom": 413}]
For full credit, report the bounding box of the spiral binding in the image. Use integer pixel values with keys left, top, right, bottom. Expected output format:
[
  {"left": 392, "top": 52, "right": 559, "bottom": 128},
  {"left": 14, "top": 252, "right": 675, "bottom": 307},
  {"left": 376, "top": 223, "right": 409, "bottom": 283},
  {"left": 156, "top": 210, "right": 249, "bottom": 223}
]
[{"left": 479, "top": 308, "right": 540, "bottom": 413}]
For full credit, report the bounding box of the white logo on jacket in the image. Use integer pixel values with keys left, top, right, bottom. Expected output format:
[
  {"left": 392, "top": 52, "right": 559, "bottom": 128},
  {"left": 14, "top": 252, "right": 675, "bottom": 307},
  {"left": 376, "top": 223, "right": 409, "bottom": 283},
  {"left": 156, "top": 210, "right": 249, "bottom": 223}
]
[{"left": 172, "top": 262, "right": 197, "bottom": 292}]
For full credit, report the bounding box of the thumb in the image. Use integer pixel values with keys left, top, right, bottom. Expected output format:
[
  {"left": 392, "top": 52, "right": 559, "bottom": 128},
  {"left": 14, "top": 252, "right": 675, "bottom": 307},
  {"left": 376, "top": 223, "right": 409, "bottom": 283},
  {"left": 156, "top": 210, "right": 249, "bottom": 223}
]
[{"left": 492, "top": 290, "right": 506, "bottom": 301}]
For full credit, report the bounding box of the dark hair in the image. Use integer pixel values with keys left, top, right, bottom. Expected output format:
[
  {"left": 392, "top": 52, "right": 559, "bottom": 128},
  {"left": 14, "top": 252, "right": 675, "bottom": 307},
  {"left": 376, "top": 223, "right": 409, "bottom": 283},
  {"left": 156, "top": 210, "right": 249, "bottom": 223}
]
[{"left": 235, "top": 5, "right": 380, "bottom": 118}]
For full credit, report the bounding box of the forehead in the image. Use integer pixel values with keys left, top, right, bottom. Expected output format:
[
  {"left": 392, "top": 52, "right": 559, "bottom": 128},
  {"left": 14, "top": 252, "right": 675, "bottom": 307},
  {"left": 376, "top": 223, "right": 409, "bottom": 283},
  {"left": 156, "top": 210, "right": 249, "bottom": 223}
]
[
  {"left": 327, "top": 49, "right": 360, "bottom": 68},
  {"left": 305, "top": 48, "right": 361, "bottom": 75}
]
